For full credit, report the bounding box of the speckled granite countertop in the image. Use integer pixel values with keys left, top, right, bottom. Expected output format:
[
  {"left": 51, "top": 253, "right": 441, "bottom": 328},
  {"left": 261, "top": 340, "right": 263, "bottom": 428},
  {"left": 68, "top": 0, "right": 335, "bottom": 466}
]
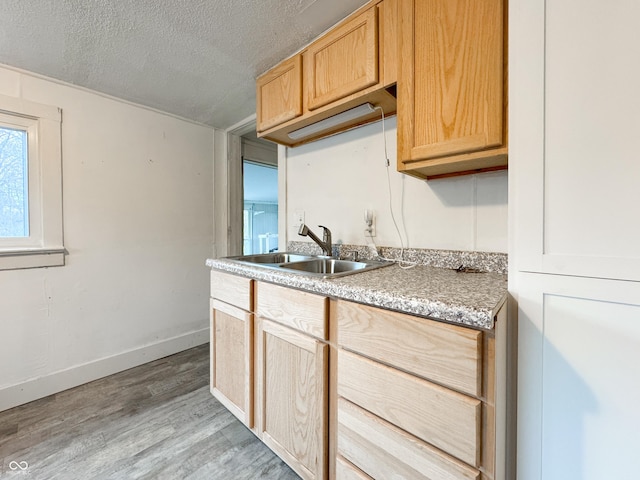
[{"left": 206, "top": 252, "right": 507, "bottom": 330}]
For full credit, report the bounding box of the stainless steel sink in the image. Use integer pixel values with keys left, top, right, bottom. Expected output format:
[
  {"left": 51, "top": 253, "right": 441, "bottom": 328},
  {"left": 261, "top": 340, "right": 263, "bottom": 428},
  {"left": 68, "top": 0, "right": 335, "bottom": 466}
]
[
  {"left": 278, "top": 258, "right": 370, "bottom": 275},
  {"left": 226, "top": 252, "right": 316, "bottom": 264},
  {"left": 224, "top": 252, "right": 392, "bottom": 278}
]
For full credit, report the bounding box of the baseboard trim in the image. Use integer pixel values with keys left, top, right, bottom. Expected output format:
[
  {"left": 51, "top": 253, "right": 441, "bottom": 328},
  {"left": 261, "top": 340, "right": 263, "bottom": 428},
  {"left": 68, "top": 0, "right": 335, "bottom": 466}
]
[{"left": 0, "top": 328, "right": 210, "bottom": 412}]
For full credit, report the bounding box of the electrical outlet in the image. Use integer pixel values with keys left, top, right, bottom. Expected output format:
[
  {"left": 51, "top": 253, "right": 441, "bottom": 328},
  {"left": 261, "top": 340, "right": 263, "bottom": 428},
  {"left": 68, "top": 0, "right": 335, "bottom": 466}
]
[
  {"left": 365, "top": 225, "right": 376, "bottom": 237},
  {"left": 293, "top": 210, "right": 305, "bottom": 228},
  {"left": 364, "top": 209, "right": 376, "bottom": 237}
]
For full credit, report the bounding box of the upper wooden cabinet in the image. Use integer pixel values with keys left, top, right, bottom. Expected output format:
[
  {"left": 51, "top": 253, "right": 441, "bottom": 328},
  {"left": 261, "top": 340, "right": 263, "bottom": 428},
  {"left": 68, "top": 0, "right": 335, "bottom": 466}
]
[
  {"left": 256, "top": 0, "right": 398, "bottom": 147},
  {"left": 256, "top": 56, "right": 302, "bottom": 132},
  {"left": 397, "top": 0, "right": 507, "bottom": 179},
  {"left": 305, "top": 8, "right": 378, "bottom": 111}
]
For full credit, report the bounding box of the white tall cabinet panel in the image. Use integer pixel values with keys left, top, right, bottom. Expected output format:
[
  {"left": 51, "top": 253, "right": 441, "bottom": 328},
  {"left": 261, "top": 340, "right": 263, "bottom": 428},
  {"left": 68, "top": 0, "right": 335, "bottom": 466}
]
[
  {"left": 512, "top": 0, "right": 640, "bottom": 282},
  {"left": 510, "top": 0, "right": 640, "bottom": 478},
  {"left": 517, "top": 274, "right": 640, "bottom": 480}
]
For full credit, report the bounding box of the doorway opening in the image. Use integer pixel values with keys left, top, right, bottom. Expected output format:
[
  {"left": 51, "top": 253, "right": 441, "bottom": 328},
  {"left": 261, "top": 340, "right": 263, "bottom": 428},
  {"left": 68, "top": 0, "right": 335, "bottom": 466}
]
[{"left": 241, "top": 133, "right": 278, "bottom": 255}]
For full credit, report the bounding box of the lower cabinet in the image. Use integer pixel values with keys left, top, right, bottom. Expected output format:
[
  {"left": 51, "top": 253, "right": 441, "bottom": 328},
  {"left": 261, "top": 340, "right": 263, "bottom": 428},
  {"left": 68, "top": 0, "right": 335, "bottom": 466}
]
[
  {"left": 331, "top": 299, "right": 512, "bottom": 480},
  {"left": 209, "top": 271, "right": 254, "bottom": 428},
  {"left": 255, "top": 281, "right": 329, "bottom": 479},
  {"left": 209, "top": 271, "right": 512, "bottom": 480},
  {"left": 256, "top": 318, "right": 328, "bottom": 480},
  {"left": 210, "top": 300, "right": 253, "bottom": 427}
]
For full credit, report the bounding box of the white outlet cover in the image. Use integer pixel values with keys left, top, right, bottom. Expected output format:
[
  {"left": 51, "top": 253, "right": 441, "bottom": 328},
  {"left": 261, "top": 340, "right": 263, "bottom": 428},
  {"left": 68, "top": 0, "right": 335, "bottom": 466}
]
[{"left": 293, "top": 210, "right": 305, "bottom": 225}]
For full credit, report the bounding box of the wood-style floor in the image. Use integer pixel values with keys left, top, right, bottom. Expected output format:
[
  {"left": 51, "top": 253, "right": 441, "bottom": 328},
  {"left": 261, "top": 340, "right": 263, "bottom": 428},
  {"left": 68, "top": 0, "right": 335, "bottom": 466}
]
[{"left": 0, "top": 344, "right": 299, "bottom": 479}]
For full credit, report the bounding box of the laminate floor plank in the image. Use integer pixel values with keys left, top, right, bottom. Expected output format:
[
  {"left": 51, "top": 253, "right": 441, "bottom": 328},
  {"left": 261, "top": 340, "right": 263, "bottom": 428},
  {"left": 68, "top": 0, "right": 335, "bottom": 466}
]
[{"left": 0, "top": 344, "right": 300, "bottom": 479}]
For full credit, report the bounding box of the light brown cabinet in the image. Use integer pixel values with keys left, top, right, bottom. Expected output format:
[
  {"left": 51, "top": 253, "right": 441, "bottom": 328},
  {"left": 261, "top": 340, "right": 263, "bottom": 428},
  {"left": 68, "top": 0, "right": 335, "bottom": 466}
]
[
  {"left": 209, "top": 270, "right": 512, "bottom": 480},
  {"left": 255, "top": 282, "right": 329, "bottom": 480},
  {"left": 332, "top": 299, "right": 511, "bottom": 480},
  {"left": 256, "top": 0, "right": 398, "bottom": 147},
  {"left": 209, "top": 271, "right": 254, "bottom": 427},
  {"left": 210, "top": 276, "right": 330, "bottom": 479},
  {"left": 257, "top": 318, "right": 328, "bottom": 480},
  {"left": 337, "top": 398, "right": 479, "bottom": 480},
  {"left": 397, "top": 0, "right": 507, "bottom": 179},
  {"left": 304, "top": 8, "right": 379, "bottom": 111},
  {"left": 256, "top": 56, "right": 303, "bottom": 132}
]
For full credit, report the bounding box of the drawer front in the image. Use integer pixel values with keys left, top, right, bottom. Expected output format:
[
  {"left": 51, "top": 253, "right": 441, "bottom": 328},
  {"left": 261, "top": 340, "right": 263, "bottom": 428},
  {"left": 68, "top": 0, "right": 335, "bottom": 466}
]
[
  {"left": 336, "top": 300, "right": 482, "bottom": 396},
  {"left": 338, "top": 349, "right": 481, "bottom": 466},
  {"left": 256, "top": 282, "right": 328, "bottom": 340},
  {"left": 210, "top": 270, "right": 252, "bottom": 311},
  {"left": 336, "top": 454, "right": 372, "bottom": 480},
  {"left": 337, "top": 398, "right": 479, "bottom": 480}
]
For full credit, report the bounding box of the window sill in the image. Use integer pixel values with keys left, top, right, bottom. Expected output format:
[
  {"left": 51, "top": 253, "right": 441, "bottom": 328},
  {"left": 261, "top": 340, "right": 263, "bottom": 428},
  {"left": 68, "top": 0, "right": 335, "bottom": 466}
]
[{"left": 0, "top": 248, "right": 66, "bottom": 271}]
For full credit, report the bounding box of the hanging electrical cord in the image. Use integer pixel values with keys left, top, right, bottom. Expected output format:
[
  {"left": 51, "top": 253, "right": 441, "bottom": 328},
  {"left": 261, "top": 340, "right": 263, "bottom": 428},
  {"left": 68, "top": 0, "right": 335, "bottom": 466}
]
[{"left": 369, "top": 106, "right": 417, "bottom": 270}]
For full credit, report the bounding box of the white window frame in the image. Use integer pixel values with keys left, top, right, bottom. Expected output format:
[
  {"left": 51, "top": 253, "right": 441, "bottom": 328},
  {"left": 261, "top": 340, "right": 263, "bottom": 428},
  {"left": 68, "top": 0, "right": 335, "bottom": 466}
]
[{"left": 0, "top": 94, "right": 64, "bottom": 270}]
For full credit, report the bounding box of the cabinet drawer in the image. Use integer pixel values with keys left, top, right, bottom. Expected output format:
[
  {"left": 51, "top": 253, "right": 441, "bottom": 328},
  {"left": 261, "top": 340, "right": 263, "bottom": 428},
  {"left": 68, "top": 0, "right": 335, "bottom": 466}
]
[
  {"left": 256, "top": 282, "right": 328, "bottom": 340},
  {"left": 210, "top": 270, "right": 253, "bottom": 311},
  {"left": 335, "top": 300, "right": 482, "bottom": 396},
  {"left": 338, "top": 398, "right": 479, "bottom": 480},
  {"left": 336, "top": 455, "right": 372, "bottom": 480},
  {"left": 338, "top": 350, "right": 481, "bottom": 466}
]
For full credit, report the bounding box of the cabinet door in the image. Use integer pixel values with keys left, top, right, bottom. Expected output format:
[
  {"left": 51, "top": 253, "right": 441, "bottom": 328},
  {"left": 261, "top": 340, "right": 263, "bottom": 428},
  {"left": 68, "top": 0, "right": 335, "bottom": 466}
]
[
  {"left": 257, "top": 318, "right": 328, "bottom": 480},
  {"left": 257, "top": 55, "right": 303, "bottom": 132},
  {"left": 210, "top": 299, "right": 253, "bottom": 427},
  {"left": 511, "top": 0, "right": 640, "bottom": 477},
  {"left": 397, "top": 0, "right": 506, "bottom": 178},
  {"left": 305, "top": 7, "right": 378, "bottom": 110}
]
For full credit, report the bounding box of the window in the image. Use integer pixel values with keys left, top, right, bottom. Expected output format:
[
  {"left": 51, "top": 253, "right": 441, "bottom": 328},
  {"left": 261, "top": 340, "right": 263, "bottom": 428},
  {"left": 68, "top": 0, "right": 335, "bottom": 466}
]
[
  {"left": 0, "top": 94, "right": 64, "bottom": 270},
  {"left": 0, "top": 125, "right": 28, "bottom": 237}
]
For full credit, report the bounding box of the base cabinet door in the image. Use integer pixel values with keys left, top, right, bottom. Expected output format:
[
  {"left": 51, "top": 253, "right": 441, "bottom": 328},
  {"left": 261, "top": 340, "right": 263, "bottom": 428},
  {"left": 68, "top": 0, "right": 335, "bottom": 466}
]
[
  {"left": 257, "top": 317, "right": 328, "bottom": 480},
  {"left": 210, "top": 298, "right": 253, "bottom": 427}
]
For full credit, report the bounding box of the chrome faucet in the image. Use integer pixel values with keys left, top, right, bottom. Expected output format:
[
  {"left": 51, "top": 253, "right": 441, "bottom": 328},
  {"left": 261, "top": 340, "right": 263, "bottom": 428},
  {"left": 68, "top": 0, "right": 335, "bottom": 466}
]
[{"left": 298, "top": 224, "right": 333, "bottom": 256}]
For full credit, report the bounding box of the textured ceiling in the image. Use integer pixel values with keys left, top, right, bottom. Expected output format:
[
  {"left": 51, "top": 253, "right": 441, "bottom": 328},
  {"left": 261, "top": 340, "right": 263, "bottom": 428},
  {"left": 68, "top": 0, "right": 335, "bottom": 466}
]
[{"left": 0, "top": 0, "right": 369, "bottom": 129}]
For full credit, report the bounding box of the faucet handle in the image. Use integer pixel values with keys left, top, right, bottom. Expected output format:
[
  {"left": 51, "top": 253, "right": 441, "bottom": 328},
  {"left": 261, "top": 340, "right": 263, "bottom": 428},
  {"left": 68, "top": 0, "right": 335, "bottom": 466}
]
[{"left": 318, "top": 225, "right": 331, "bottom": 240}]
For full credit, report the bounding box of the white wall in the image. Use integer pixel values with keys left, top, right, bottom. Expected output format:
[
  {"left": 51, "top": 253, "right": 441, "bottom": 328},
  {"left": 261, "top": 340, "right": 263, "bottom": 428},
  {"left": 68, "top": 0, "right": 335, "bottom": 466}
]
[
  {"left": 0, "top": 66, "right": 214, "bottom": 411},
  {"left": 285, "top": 116, "right": 508, "bottom": 253}
]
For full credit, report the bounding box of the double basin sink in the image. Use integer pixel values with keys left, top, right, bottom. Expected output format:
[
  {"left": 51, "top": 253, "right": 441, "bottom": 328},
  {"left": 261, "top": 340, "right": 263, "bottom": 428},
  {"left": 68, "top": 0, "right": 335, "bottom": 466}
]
[{"left": 225, "top": 252, "right": 392, "bottom": 279}]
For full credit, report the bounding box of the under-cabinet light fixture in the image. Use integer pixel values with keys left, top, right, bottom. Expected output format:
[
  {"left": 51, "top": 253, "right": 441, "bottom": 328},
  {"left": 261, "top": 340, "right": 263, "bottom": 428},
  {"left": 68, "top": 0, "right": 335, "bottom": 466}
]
[{"left": 288, "top": 103, "right": 377, "bottom": 141}]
